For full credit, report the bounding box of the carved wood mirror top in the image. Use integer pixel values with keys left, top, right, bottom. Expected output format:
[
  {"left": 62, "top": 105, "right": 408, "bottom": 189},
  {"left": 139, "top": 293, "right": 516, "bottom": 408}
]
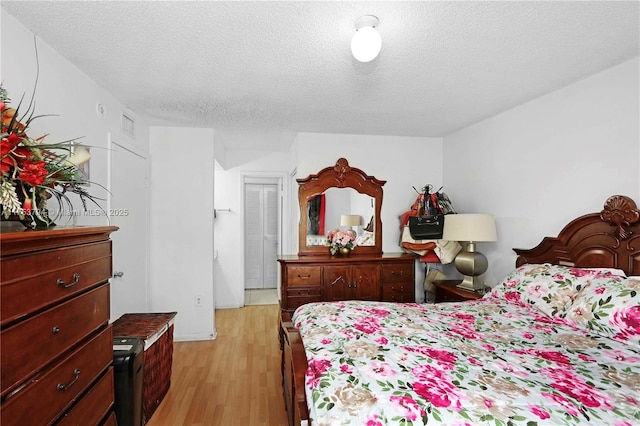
[{"left": 298, "top": 158, "right": 385, "bottom": 256}]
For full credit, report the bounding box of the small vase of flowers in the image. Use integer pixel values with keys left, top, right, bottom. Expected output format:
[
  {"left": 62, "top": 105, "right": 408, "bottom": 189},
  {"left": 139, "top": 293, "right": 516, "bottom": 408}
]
[{"left": 326, "top": 228, "right": 357, "bottom": 255}]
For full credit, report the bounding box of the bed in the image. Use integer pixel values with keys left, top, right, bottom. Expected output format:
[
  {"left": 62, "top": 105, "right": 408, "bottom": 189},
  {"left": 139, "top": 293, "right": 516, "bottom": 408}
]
[{"left": 280, "top": 194, "right": 640, "bottom": 426}]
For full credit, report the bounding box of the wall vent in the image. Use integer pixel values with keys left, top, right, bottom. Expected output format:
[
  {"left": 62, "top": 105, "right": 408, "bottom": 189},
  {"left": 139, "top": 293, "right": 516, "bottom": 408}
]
[{"left": 121, "top": 113, "right": 135, "bottom": 138}]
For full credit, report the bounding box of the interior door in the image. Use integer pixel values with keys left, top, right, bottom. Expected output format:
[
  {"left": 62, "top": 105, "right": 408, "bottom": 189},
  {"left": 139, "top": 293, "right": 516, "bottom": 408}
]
[
  {"left": 109, "top": 136, "right": 149, "bottom": 319},
  {"left": 244, "top": 181, "right": 278, "bottom": 289}
]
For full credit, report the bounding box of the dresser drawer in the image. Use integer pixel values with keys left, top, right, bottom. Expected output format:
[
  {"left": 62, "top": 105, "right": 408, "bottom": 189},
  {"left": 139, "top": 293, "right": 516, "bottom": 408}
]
[
  {"left": 1, "top": 256, "right": 112, "bottom": 326},
  {"left": 55, "top": 367, "right": 115, "bottom": 426},
  {"left": 381, "top": 282, "right": 414, "bottom": 302},
  {"left": 381, "top": 262, "right": 414, "bottom": 284},
  {"left": 287, "top": 266, "right": 321, "bottom": 286},
  {"left": 286, "top": 287, "right": 322, "bottom": 311},
  {"left": 381, "top": 287, "right": 414, "bottom": 302},
  {"left": 1, "top": 241, "right": 112, "bottom": 282},
  {"left": 1, "top": 284, "right": 110, "bottom": 396},
  {"left": 287, "top": 287, "right": 322, "bottom": 299},
  {"left": 1, "top": 326, "right": 113, "bottom": 426}
]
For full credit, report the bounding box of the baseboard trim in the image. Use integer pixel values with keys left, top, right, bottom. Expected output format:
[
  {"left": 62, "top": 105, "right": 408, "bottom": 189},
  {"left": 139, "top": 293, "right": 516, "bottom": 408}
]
[{"left": 174, "top": 332, "right": 216, "bottom": 342}]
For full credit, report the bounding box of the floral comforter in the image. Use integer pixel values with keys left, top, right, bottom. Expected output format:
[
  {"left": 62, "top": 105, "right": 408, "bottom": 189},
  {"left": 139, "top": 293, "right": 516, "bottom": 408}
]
[{"left": 292, "top": 299, "right": 640, "bottom": 425}]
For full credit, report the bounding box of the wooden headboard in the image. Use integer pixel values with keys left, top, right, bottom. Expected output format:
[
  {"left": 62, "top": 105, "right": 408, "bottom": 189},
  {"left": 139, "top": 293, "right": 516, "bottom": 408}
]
[{"left": 514, "top": 195, "right": 640, "bottom": 276}]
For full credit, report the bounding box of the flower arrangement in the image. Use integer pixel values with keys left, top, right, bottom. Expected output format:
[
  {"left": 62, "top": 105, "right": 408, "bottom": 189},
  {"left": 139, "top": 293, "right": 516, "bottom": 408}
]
[
  {"left": 326, "top": 228, "right": 358, "bottom": 255},
  {"left": 0, "top": 84, "right": 99, "bottom": 228}
]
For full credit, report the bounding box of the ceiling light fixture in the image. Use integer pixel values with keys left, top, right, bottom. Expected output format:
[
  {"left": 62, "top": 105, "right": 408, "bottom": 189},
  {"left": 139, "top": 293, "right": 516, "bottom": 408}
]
[{"left": 351, "top": 15, "right": 381, "bottom": 62}]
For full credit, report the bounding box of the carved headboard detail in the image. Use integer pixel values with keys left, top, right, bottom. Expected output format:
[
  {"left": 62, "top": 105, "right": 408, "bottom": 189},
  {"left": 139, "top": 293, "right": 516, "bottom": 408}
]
[
  {"left": 600, "top": 195, "right": 639, "bottom": 240},
  {"left": 514, "top": 195, "right": 640, "bottom": 276}
]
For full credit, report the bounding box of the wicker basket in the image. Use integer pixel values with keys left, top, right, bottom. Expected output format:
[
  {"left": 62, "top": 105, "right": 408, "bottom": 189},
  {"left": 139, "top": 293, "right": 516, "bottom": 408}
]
[{"left": 113, "top": 312, "right": 177, "bottom": 424}]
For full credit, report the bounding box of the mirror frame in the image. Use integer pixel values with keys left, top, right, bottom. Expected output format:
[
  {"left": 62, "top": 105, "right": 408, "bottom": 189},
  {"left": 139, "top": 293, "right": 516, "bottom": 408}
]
[{"left": 298, "top": 158, "right": 385, "bottom": 256}]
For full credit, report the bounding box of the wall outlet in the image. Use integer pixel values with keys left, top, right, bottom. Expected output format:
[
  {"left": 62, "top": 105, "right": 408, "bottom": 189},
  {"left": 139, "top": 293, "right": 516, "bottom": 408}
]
[{"left": 194, "top": 295, "right": 203, "bottom": 307}]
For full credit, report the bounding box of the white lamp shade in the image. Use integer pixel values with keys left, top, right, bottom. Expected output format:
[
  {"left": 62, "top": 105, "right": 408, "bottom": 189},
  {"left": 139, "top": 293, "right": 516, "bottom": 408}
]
[
  {"left": 351, "top": 26, "right": 382, "bottom": 62},
  {"left": 442, "top": 214, "right": 497, "bottom": 242},
  {"left": 340, "top": 214, "right": 361, "bottom": 227}
]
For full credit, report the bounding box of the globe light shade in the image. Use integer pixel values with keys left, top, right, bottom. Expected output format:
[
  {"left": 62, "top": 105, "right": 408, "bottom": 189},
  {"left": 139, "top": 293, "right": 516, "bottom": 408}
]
[{"left": 351, "top": 25, "right": 382, "bottom": 62}]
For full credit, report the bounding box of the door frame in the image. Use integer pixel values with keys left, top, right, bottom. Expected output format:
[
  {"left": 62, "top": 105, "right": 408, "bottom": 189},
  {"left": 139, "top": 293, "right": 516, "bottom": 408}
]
[
  {"left": 243, "top": 179, "right": 278, "bottom": 290},
  {"left": 107, "top": 132, "right": 150, "bottom": 312},
  {"left": 240, "top": 171, "right": 289, "bottom": 304}
]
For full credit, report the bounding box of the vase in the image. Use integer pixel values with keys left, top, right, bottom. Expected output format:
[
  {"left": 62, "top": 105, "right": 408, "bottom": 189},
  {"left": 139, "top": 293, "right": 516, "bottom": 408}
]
[
  {"left": 338, "top": 247, "right": 351, "bottom": 256},
  {"left": 0, "top": 206, "right": 35, "bottom": 230},
  {"left": 0, "top": 203, "right": 55, "bottom": 230}
]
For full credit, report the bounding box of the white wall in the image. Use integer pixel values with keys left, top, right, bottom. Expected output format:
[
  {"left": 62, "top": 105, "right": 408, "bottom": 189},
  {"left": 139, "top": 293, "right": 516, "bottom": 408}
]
[
  {"left": 149, "top": 127, "right": 215, "bottom": 340},
  {"left": 444, "top": 57, "right": 640, "bottom": 286},
  {"left": 214, "top": 134, "right": 444, "bottom": 306},
  {"left": 1, "top": 11, "right": 150, "bottom": 220},
  {"left": 294, "top": 133, "right": 444, "bottom": 301},
  {"left": 214, "top": 150, "right": 293, "bottom": 308},
  {"left": 5, "top": 12, "right": 216, "bottom": 341},
  {"left": 2, "top": 12, "right": 152, "bottom": 321}
]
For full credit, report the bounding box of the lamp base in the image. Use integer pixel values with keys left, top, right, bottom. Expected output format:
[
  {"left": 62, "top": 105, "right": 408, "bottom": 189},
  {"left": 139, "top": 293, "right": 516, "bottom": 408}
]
[
  {"left": 453, "top": 246, "right": 488, "bottom": 291},
  {"left": 456, "top": 275, "right": 486, "bottom": 291}
]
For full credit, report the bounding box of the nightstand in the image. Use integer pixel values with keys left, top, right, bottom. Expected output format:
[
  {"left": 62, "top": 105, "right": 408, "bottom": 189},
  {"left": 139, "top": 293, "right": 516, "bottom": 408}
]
[{"left": 432, "top": 279, "right": 487, "bottom": 303}]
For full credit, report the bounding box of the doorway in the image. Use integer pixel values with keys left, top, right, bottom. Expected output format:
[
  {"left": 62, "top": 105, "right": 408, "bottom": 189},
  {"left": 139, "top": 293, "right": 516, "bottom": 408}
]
[{"left": 243, "top": 177, "right": 279, "bottom": 290}]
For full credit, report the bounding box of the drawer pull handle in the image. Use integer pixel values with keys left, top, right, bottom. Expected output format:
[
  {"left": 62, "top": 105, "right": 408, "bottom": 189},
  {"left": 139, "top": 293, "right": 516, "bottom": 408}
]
[
  {"left": 391, "top": 271, "right": 404, "bottom": 276},
  {"left": 57, "top": 369, "right": 80, "bottom": 391},
  {"left": 57, "top": 273, "right": 80, "bottom": 288},
  {"left": 297, "top": 290, "right": 308, "bottom": 295},
  {"left": 297, "top": 274, "right": 312, "bottom": 279},
  {"left": 52, "top": 326, "right": 61, "bottom": 334}
]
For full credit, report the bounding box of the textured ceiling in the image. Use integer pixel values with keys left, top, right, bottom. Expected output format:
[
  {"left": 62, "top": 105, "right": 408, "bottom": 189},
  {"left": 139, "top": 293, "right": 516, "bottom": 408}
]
[{"left": 2, "top": 1, "right": 639, "bottom": 151}]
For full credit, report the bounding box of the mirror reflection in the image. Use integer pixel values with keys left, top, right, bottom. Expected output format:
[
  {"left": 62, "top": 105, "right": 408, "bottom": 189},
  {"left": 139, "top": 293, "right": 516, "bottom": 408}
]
[{"left": 306, "top": 187, "right": 375, "bottom": 246}]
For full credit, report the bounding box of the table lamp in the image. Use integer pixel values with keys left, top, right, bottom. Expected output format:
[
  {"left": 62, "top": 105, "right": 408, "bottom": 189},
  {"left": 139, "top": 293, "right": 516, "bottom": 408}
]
[
  {"left": 442, "top": 214, "right": 497, "bottom": 291},
  {"left": 341, "top": 214, "right": 362, "bottom": 235}
]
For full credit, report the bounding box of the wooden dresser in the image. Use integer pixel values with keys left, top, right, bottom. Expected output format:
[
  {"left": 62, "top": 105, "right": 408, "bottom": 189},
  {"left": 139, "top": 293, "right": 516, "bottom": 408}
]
[
  {"left": 278, "top": 253, "right": 415, "bottom": 313},
  {"left": 0, "top": 226, "right": 118, "bottom": 426}
]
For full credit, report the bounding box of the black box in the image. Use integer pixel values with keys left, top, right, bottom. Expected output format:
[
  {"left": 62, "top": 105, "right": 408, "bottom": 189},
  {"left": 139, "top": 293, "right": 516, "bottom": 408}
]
[{"left": 113, "top": 337, "right": 145, "bottom": 426}]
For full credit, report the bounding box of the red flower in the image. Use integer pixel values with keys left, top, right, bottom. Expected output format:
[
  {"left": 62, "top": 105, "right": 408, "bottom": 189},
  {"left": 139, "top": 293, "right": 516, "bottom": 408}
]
[
  {"left": 0, "top": 134, "right": 33, "bottom": 174},
  {"left": 13, "top": 147, "right": 35, "bottom": 163},
  {"left": 1, "top": 141, "right": 14, "bottom": 174},
  {"left": 611, "top": 305, "right": 640, "bottom": 340},
  {"left": 306, "top": 357, "right": 332, "bottom": 389},
  {"left": 5, "top": 132, "right": 21, "bottom": 149},
  {"left": 18, "top": 160, "right": 48, "bottom": 186},
  {"left": 529, "top": 404, "right": 551, "bottom": 419}
]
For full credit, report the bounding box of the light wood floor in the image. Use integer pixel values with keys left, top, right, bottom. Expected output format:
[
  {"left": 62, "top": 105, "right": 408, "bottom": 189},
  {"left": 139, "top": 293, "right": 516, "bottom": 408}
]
[{"left": 146, "top": 304, "right": 289, "bottom": 426}]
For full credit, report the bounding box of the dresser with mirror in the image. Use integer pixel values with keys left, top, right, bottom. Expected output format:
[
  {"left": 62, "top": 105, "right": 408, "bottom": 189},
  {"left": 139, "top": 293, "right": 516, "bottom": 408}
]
[{"left": 278, "top": 158, "right": 416, "bottom": 313}]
